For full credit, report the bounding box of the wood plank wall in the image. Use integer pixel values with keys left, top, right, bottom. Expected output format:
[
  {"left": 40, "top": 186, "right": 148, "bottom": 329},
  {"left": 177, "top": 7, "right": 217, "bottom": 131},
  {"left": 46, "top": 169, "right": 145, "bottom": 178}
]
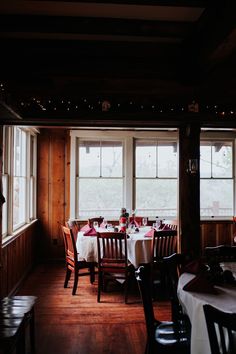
[
  {"left": 36, "top": 128, "right": 236, "bottom": 260},
  {"left": 0, "top": 222, "right": 37, "bottom": 297},
  {"left": 37, "top": 129, "right": 70, "bottom": 260}
]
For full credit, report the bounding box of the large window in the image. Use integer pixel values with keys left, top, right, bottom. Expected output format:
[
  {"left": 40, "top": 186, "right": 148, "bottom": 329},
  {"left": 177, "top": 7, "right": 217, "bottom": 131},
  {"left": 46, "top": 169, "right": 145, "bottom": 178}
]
[
  {"left": 135, "top": 140, "right": 177, "bottom": 217},
  {"left": 70, "top": 130, "right": 178, "bottom": 220},
  {"left": 200, "top": 140, "right": 234, "bottom": 218},
  {"left": 77, "top": 140, "right": 123, "bottom": 218},
  {"left": 2, "top": 126, "right": 37, "bottom": 238}
]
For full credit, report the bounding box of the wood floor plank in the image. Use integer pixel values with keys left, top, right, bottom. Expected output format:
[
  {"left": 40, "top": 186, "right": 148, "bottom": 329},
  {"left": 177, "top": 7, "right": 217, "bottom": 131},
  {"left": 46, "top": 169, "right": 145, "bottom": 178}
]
[{"left": 17, "top": 262, "right": 171, "bottom": 354}]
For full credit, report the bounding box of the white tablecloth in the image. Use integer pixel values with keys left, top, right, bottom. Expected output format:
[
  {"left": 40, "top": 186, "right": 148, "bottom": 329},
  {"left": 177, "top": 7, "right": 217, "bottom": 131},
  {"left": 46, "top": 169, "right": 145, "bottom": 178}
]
[
  {"left": 178, "top": 272, "right": 236, "bottom": 354},
  {"left": 76, "top": 227, "right": 152, "bottom": 268}
]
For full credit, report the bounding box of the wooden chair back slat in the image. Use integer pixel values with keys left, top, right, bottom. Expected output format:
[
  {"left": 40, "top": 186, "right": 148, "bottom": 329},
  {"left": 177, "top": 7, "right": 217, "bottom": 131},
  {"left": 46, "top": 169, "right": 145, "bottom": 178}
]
[
  {"left": 203, "top": 304, "right": 236, "bottom": 354},
  {"left": 152, "top": 230, "right": 177, "bottom": 261}
]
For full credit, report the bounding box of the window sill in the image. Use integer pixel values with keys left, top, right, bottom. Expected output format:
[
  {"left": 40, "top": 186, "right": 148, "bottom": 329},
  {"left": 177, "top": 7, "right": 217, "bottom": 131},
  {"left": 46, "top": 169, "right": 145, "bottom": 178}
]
[{"left": 2, "top": 219, "right": 38, "bottom": 247}]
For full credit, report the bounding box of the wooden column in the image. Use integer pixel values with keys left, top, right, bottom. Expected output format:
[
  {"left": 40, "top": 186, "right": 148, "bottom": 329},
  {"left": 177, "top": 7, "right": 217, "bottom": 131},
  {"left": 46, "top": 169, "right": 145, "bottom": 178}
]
[{"left": 179, "top": 122, "right": 201, "bottom": 258}]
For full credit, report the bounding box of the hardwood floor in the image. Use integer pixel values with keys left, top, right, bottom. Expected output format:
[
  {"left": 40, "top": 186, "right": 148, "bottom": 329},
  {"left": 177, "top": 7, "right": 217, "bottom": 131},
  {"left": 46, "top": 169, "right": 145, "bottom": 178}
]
[{"left": 17, "top": 262, "right": 172, "bottom": 354}]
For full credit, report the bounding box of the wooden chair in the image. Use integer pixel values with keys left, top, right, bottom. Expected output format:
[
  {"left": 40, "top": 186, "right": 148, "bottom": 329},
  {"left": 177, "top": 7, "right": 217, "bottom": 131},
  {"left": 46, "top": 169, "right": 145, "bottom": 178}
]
[
  {"left": 61, "top": 226, "right": 96, "bottom": 295},
  {"left": 151, "top": 229, "right": 177, "bottom": 298},
  {"left": 136, "top": 265, "right": 190, "bottom": 354},
  {"left": 65, "top": 220, "right": 80, "bottom": 240},
  {"left": 88, "top": 217, "right": 104, "bottom": 227},
  {"left": 204, "top": 245, "right": 236, "bottom": 262},
  {"left": 162, "top": 253, "right": 191, "bottom": 325},
  {"left": 203, "top": 304, "right": 236, "bottom": 354},
  {"left": 0, "top": 296, "right": 37, "bottom": 354},
  {"left": 96, "top": 231, "right": 134, "bottom": 303},
  {"left": 162, "top": 219, "right": 178, "bottom": 231}
]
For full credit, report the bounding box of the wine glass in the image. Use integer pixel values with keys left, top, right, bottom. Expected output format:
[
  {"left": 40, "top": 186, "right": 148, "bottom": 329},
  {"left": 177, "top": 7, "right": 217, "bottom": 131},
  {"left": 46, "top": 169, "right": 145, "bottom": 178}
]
[{"left": 142, "top": 217, "right": 148, "bottom": 227}]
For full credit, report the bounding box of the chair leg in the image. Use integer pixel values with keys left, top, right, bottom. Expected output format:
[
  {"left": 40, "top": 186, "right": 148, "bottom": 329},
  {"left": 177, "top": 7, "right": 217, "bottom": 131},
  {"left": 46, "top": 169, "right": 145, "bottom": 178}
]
[
  {"left": 72, "top": 272, "right": 79, "bottom": 295},
  {"left": 30, "top": 308, "right": 36, "bottom": 354},
  {"left": 89, "top": 264, "right": 95, "bottom": 284},
  {"left": 64, "top": 268, "right": 72, "bottom": 288},
  {"left": 97, "top": 272, "right": 102, "bottom": 302},
  {"left": 124, "top": 274, "right": 129, "bottom": 304}
]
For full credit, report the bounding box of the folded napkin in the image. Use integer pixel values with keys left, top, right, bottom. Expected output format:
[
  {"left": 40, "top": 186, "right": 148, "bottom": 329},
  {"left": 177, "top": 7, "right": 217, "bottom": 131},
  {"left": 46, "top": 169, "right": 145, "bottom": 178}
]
[
  {"left": 182, "top": 259, "right": 207, "bottom": 275},
  {"left": 183, "top": 274, "right": 217, "bottom": 294},
  {"left": 80, "top": 224, "right": 90, "bottom": 232},
  {"left": 144, "top": 228, "right": 154, "bottom": 237},
  {"left": 161, "top": 224, "right": 172, "bottom": 231},
  {"left": 83, "top": 227, "right": 97, "bottom": 236}
]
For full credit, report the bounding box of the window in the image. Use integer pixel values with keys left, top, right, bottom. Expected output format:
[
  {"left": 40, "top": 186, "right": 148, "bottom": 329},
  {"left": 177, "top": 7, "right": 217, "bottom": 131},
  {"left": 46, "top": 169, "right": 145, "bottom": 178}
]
[
  {"left": 200, "top": 140, "right": 234, "bottom": 217},
  {"left": 70, "top": 130, "right": 178, "bottom": 220},
  {"left": 77, "top": 140, "right": 123, "bottom": 218},
  {"left": 135, "top": 140, "right": 177, "bottom": 217},
  {"left": 2, "top": 126, "right": 37, "bottom": 238}
]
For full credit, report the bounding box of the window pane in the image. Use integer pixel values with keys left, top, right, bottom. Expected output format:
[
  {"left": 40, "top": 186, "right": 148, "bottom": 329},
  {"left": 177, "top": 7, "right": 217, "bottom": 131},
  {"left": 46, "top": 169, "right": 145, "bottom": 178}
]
[
  {"left": 2, "top": 175, "right": 7, "bottom": 235},
  {"left": 158, "top": 142, "right": 177, "bottom": 177},
  {"left": 200, "top": 179, "right": 233, "bottom": 217},
  {"left": 212, "top": 142, "right": 232, "bottom": 178},
  {"left": 78, "top": 178, "right": 123, "bottom": 218},
  {"left": 200, "top": 144, "right": 211, "bottom": 177},
  {"left": 29, "top": 176, "right": 34, "bottom": 220},
  {"left": 136, "top": 179, "right": 177, "bottom": 217},
  {"left": 136, "top": 140, "right": 156, "bottom": 177},
  {"left": 79, "top": 141, "right": 100, "bottom": 177},
  {"left": 101, "top": 141, "right": 122, "bottom": 177},
  {"left": 13, "top": 177, "right": 26, "bottom": 228}
]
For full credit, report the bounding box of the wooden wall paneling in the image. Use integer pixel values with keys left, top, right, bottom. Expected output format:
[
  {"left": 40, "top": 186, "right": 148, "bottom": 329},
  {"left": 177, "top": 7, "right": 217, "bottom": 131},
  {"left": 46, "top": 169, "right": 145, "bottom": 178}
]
[
  {"left": 50, "top": 129, "right": 66, "bottom": 258},
  {"left": 216, "top": 222, "right": 232, "bottom": 245},
  {"left": 37, "top": 130, "right": 51, "bottom": 259},
  {"left": 65, "top": 131, "right": 71, "bottom": 222}
]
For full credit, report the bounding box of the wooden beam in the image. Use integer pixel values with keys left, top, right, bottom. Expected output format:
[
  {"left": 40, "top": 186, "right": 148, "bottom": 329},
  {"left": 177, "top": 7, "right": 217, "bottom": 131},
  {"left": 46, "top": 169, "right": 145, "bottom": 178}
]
[
  {"left": 184, "top": 0, "right": 236, "bottom": 74},
  {"left": 0, "top": 101, "right": 22, "bottom": 122}
]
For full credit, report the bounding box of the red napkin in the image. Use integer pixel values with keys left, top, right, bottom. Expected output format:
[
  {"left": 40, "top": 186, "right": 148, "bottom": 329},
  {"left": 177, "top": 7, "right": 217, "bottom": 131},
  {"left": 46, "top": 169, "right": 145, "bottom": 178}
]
[
  {"left": 80, "top": 224, "right": 90, "bottom": 232},
  {"left": 161, "top": 224, "right": 172, "bottom": 231},
  {"left": 183, "top": 274, "right": 217, "bottom": 294},
  {"left": 144, "top": 229, "right": 154, "bottom": 237},
  {"left": 83, "top": 227, "right": 97, "bottom": 236},
  {"left": 182, "top": 259, "right": 207, "bottom": 275}
]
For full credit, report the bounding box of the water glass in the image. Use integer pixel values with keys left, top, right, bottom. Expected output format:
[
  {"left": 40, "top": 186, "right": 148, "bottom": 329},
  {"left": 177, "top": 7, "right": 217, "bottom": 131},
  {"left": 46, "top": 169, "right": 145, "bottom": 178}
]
[
  {"left": 93, "top": 221, "right": 99, "bottom": 230},
  {"left": 142, "top": 217, "right": 148, "bottom": 227}
]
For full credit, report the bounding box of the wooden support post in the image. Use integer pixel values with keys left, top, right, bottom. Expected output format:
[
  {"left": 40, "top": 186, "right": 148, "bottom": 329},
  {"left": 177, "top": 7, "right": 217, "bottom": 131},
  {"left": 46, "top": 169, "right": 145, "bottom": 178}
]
[{"left": 179, "top": 123, "right": 201, "bottom": 258}]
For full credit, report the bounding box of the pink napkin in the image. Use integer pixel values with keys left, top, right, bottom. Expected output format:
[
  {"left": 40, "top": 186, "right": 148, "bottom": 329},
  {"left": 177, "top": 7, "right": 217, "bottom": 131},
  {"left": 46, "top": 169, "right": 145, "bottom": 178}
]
[
  {"left": 183, "top": 274, "right": 217, "bottom": 294},
  {"left": 100, "top": 222, "right": 106, "bottom": 228},
  {"left": 83, "top": 227, "right": 97, "bottom": 236},
  {"left": 182, "top": 259, "right": 207, "bottom": 275},
  {"left": 80, "top": 224, "right": 90, "bottom": 232},
  {"left": 144, "top": 229, "right": 154, "bottom": 237}
]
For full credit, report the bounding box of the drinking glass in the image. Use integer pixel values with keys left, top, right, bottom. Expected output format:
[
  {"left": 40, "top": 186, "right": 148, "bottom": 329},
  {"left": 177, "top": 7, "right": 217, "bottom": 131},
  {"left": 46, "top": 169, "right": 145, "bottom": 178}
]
[
  {"left": 142, "top": 217, "right": 147, "bottom": 227},
  {"left": 93, "top": 221, "right": 99, "bottom": 230}
]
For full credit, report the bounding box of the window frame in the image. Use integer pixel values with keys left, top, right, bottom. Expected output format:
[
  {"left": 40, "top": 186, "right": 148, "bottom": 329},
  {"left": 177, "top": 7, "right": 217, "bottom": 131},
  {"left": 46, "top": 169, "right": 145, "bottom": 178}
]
[
  {"left": 200, "top": 131, "right": 236, "bottom": 219},
  {"left": 70, "top": 130, "right": 178, "bottom": 220},
  {"left": 2, "top": 126, "right": 38, "bottom": 239}
]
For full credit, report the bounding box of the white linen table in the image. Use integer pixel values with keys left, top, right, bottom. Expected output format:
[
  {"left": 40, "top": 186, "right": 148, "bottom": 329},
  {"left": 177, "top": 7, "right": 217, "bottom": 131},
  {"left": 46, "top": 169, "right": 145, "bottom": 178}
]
[
  {"left": 177, "top": 272, "right": 236, "bottom": 354},
  {"left": 76, "top": 227, "right": 153, "bottom": 268}
]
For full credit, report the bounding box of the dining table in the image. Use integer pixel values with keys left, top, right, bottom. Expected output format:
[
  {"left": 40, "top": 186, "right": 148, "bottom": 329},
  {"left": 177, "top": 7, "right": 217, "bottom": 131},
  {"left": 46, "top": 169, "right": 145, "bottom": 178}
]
[
  {"left": 177, "top": 264, "right": 236, "bottom": 354},
  {"left": 76, "top": 226, "right": 153, "bottom": 268}
]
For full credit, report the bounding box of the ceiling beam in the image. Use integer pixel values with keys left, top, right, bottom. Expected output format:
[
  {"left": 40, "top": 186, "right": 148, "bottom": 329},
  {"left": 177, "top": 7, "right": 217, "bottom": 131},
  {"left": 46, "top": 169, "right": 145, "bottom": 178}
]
[{"left": 34, "top": 0, "right": 207, "bottom": 6}]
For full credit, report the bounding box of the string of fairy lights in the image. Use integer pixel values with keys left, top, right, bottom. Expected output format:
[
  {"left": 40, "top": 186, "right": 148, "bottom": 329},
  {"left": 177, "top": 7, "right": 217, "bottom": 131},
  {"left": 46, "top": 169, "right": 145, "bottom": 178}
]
[{"left": 1, "top": 81, "right": 236, "bottom": 118}]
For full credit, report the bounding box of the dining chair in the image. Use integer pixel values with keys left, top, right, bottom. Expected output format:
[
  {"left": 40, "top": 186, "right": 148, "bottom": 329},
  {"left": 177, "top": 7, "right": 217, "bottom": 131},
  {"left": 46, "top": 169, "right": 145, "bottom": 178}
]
[
  {"left": 65, "top": 220, "right": 80, "bottom": 240},
  {"left": 96, "top": 231, "right": 134, "bottom": 303},
  {"left": 162, "top": 253, "right": 191, "bottom": 325},
  {"left": 204, "top": 244, "right": 236, "bottom": 262},
  {"left": 61, "top": 225, "right": 96, "bottom": 295},
  {"left": 151, "top": 229, "right": 177, "bottom": 298},
  {"left": 203, "top": 304, "right": 236, "bottom": 354},
  {"left": 88, "top": 217, "right": 104, "bottom": 227},
  {"left": 136, "top": 265, "right": 190, "bottom": 354}
]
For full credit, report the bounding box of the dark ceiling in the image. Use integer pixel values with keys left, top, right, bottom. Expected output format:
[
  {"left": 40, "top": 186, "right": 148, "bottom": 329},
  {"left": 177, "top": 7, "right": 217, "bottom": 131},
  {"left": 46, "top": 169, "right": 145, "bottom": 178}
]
[{"left": 1, "top": 1, "right": 236, "bottom": 123}]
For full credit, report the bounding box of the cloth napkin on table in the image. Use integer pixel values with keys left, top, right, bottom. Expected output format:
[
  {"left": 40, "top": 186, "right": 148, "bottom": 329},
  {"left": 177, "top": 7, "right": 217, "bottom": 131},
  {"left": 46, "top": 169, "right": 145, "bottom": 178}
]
[
  {"left": 183, "top": 273, "right": 217, "bottom": 294},
  {"left": 144, "top": 228, "right": 154, "bottom": 237},
  {"left": 161, "top": 224, "right": 172, "bottom": 231},
  {"left": 80, "top": 224, "right": 90, "bottom": 232},
  {"left": 182, "top": 259, "right": 208, "bottom": 275},
  {"left": 83, "top": 227, "right": 97, "bottom": 236}
]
